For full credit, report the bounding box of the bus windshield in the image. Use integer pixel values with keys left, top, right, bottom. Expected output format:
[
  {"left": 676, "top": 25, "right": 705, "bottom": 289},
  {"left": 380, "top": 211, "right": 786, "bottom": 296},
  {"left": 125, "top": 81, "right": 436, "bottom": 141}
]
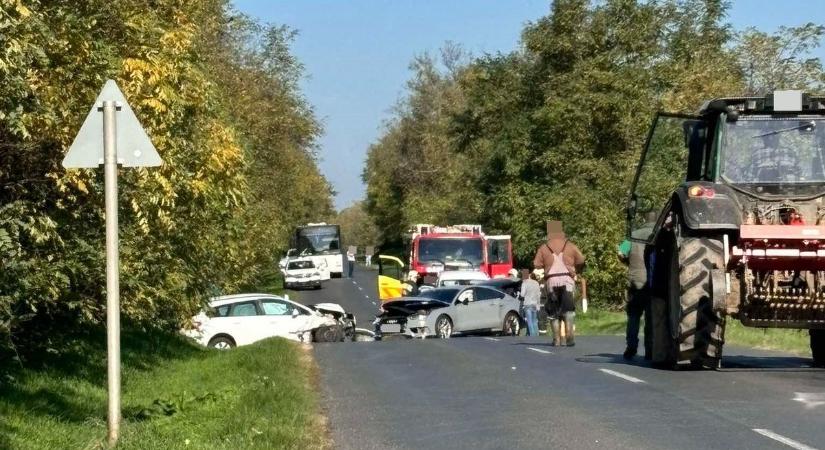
[
  {"left": 296, "top": 226, "right": 341, "bottom": 255},
  {"left": 417, "top": 238, "right": 484, "bottom": 266}
]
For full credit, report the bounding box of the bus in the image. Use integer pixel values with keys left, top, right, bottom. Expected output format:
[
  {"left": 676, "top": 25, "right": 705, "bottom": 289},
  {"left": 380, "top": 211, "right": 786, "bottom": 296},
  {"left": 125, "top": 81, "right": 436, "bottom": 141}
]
[{"left": 291, "top": 223, "right": 344, "bottom": 279}]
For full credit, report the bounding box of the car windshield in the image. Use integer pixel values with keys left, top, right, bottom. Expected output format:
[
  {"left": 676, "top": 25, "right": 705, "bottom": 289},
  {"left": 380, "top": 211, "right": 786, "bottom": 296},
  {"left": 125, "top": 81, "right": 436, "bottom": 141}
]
[
  {"left": 417, "top": 238, "right": 484, "bottom": 266},
  {"left": 288, "top": 260, "right": 314, "bottom": 270},
  {"left": 417, "top": 288, "right": 459, "bottom": 303},
  {"left": 721, "top": 117, "right": 825, "bottom": 185}
]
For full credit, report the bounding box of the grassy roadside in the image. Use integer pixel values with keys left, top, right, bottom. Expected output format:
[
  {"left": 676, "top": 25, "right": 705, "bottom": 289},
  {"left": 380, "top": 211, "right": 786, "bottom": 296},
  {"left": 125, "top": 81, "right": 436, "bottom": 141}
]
[
  {"left": 0, "top": 329, "right": 327, "bottom": 450},
  {"left": 576, "top": 309, "right": 811, "bottom": 355}
]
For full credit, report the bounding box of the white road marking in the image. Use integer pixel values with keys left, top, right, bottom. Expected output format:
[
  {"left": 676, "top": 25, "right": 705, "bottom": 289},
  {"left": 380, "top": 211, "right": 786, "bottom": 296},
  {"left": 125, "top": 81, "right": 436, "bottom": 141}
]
[
  {"left": 752, "top": 429, "right": 818, "bottom": 450},
  {"left": 527, "top": 347, "right": 552, "bottom": 354},
  {"left": 598, "top": 368, "right": 646, "bottom": 384},
  {"left": 793, "top": 392, "right": 825, "bottom": 410},
  {"left": 357, "top": 286, "right": 363, "bottom": 291},
  {"left": 364, "top": 295, "right": 370, "bottom": 299},
  {"left": 483, "top": 337, "right": 500, "bottom": 342},
  {"left": 371, "top": 301, "right": 377, "bottom": 305}
]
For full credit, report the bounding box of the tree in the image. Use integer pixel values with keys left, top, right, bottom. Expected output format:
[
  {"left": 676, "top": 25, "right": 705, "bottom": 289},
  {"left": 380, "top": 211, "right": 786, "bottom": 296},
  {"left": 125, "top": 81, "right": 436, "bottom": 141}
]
[
  {"left": 336, "top": 202, "right": 380, "bottom": 250},
  {"left": 0, "top": 0, "right": 332, "bottom": 360},
  {"left": 736, "top": 23, "right": 825, "bottom": 95}
]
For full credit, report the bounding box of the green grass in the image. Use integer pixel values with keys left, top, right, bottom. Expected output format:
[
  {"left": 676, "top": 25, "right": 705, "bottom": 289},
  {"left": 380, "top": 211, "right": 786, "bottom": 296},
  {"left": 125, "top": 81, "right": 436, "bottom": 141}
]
[
  {"left": 0, "top": 329, "right": 327, "bottom": 449},
  {"left": 577, "top": 309, "right": 812, "bottom": 355}
]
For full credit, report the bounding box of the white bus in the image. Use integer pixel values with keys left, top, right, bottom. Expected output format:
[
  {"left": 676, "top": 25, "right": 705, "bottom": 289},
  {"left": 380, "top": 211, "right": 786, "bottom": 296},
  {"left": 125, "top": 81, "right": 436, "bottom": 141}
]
[{"left": 290, "top": 223, "right": 344, "bottom": 279}]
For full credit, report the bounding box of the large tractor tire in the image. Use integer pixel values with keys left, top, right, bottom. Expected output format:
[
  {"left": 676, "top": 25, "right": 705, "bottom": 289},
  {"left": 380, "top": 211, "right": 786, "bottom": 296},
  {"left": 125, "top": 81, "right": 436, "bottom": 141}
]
[
  {"left": 811, "top": 329, "right": 825, "bottom": 368},
  {"left": 654, "top": 235, "right": 726, "bottom": 369}
]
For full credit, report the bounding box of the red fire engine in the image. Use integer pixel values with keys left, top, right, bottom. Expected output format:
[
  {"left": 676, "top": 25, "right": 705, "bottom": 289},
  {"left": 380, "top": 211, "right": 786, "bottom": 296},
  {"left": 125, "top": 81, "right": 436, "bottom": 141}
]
[{"left": 407, "top": 224, "right": 513, "bottom": 283}]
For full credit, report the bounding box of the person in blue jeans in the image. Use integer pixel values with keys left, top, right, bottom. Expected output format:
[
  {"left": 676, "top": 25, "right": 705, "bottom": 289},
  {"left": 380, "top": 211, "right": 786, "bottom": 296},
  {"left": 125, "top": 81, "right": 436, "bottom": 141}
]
[
  {"left": 519, "top": 269, "right": 541, "bottom": 336},
  {"left": 347, "top": 249, "right": 355, "bottom": 278}
]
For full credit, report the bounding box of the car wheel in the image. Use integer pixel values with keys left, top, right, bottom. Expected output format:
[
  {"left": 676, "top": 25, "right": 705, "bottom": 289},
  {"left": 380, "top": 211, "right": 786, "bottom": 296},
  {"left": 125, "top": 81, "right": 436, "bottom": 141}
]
[
  {"left": 208, "top": 336, "right": 235, "bottom": 350},
  {"left": 314, "top": 325, "right": 344, "bottom": 342},
  {"left": 501, "top": 311, "right": 520, "bottom": 337},
  {"left": 435, "top": 315, "right": 452, "bottom": 339}
]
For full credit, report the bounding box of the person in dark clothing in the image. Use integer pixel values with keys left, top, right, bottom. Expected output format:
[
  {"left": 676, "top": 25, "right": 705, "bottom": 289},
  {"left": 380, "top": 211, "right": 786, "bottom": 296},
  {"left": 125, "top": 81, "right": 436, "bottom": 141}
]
[{"left": 618, "top": 223, "right": 654, "bottom": 360}]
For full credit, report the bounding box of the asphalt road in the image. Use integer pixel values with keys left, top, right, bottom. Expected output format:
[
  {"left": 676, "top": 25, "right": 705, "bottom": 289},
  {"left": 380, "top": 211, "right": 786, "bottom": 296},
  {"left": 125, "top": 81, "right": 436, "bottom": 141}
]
[{"left": 295, "top": 265, "right": 825, "bottom": 450}]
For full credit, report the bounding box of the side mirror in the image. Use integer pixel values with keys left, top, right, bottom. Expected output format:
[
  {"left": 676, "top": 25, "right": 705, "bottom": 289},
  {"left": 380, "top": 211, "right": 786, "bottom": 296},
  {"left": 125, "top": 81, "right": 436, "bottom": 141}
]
[
  {"left": 292, "top": 309, "right": 299, "bottom": 318},
  {"left": 462, "top": 299, "right": 469, "bottom": 306}
]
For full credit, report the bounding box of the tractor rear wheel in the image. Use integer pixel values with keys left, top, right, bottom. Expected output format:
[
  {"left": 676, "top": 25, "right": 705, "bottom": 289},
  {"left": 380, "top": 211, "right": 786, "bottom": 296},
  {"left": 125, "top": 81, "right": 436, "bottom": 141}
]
[{"left": 659, "top": 235, "right": 727, "bottom": 369}]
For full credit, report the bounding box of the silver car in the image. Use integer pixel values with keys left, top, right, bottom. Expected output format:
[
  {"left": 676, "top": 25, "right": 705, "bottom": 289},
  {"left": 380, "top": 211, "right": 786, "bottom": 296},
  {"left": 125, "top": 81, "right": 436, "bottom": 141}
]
[{"left": 376, "top": 286, "right": 522, "bottom": 339}]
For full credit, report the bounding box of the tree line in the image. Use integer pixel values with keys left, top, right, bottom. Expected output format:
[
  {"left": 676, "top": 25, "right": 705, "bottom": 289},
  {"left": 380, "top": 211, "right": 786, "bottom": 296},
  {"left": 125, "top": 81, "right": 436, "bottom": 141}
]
[
  {"left": 363, "top": 0, "right": 825, "bottom": 307},
  {"left": 1, "top": 0, "right": 333, "bottom": 359}
]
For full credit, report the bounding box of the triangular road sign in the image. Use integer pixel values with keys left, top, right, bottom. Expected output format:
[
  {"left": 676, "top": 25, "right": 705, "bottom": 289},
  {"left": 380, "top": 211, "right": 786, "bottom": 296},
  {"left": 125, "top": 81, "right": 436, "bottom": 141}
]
[{"left": 63, "top": 79, "right": 162, "bottom": 168}]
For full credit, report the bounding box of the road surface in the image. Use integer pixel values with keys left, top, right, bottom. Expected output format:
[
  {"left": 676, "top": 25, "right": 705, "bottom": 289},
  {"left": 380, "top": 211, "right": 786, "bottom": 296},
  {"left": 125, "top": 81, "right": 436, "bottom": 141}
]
[{"left": 292, "top": 265, "right": 825, "bottom": 450}]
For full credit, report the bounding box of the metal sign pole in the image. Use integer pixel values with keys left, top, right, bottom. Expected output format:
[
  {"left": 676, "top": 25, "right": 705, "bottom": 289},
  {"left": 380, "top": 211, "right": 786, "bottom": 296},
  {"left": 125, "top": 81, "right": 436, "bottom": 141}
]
[
  {"left": 102, "top": 100, "right": 121, "bottom": 446},
  {"left": 63, "top": 80, "right": 162, "bottom": 447}
]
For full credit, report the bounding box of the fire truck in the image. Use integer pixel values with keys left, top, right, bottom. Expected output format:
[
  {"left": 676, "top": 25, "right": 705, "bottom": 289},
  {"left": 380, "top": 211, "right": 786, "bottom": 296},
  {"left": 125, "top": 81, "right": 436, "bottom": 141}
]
[{"left": 407, "top": 224, "right": 512, "bottom": 285}]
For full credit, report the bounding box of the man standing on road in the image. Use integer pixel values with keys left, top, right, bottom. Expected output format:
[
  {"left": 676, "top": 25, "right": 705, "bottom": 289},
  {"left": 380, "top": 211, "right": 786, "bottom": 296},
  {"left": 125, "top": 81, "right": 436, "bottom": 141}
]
[
  {"left": 347, "top": 247, "right": 356, "bottom": 278},
  {"left": 533, "top": 220, "right": 585, "bottom": 346},
  {"left": 619, "top": 215, "right": 655, "bottom": 359},
  {"left": 519, "top": 269, "right": 541, "bottom": 336}
]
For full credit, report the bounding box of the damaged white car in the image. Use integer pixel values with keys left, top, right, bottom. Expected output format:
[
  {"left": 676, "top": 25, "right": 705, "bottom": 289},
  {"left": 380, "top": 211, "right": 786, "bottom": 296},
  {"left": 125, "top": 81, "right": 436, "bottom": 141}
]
[{"left": 183, "top": 294, "right": 353, "bottom": 348}]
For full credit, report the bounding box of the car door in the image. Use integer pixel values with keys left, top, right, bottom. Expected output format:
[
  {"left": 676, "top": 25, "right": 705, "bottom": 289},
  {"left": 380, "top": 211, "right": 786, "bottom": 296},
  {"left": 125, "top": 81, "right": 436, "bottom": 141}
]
[
  {"left": 454, "top": 287, "right": 494, "bottom": 332},
  {"left": 378, "top": 255, "right": 405, "bottom": 301},
  {"left": 216, "top": 301, "right": 262, "bottom": 346},
  {"left": 260, "top": 298, "right": 308, "bottom": 340},
  {"left": 472, "top": 287, "right": 504, "bottom": 329}
]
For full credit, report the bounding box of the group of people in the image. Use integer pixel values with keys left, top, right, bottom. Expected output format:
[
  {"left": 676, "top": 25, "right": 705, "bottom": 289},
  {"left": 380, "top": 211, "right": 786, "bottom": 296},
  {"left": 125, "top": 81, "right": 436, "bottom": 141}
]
[{"left": 515, "top": 219, "right": 649, "bottom": 357}]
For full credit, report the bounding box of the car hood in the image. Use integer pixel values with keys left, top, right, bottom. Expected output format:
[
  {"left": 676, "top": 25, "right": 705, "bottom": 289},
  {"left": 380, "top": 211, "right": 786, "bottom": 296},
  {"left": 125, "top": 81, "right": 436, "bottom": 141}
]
[{"left": 382, "top": 298, "right": 449, "bottom": 315}]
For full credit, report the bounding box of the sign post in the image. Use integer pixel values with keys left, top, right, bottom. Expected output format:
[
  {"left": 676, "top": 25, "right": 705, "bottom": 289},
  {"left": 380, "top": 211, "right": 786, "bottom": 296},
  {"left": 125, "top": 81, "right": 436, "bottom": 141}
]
[{"left": 63, "top": 80, "right": 162, "bottom": 446}]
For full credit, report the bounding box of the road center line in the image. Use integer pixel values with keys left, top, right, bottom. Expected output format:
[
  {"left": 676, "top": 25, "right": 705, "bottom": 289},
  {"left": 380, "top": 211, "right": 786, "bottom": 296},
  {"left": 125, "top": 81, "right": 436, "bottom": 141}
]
[
  {"left": 752, "top": 429, "right": 818, "bottom": 450},
  {"left": 599, "top": 368, "right": 646, "bottom": 384},
  {"left": 371, "top": 301, "right": 377, "bottom": 305},
  {"left": 357, "top": 286, "right": 363, "bottom": 291},
  {"left": 483, "top": 337, "right": 500, "bottom": 342},
  {"left": 527, "top": 347, "right": 552, "bottom": 354}
]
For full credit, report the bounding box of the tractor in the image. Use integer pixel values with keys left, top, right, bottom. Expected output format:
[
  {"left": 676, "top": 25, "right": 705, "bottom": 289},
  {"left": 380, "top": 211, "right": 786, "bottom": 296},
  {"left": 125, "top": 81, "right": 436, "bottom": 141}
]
[{"left": 627, "top": 90, "right": 825, "bottom": 369}]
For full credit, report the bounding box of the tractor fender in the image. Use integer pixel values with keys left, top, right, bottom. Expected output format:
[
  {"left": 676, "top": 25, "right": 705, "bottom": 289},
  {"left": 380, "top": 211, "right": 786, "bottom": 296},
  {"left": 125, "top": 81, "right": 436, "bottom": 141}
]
[{"left": 673, "top": 183, "right": 742, "bottom": 231}]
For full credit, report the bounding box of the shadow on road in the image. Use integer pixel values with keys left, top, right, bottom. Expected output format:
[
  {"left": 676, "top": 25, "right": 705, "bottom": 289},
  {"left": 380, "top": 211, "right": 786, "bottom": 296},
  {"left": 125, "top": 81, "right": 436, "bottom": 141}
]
[
  {"left": 575, "top": 352, "right": 652, "bottom": 369},
  {"left": 719, "top": 354, "right": 821, "bottom": 372},
  {"left": 510, "top": 342, "right": 557, "bottom": 348},
  {"left": 575, "top": 352, "right": 823, "bottom": 373}
]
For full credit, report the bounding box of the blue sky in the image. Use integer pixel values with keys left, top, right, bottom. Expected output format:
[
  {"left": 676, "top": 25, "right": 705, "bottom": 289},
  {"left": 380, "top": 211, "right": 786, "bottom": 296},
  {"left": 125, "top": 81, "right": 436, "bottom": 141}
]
[{"left": 232, "top": 0, "right": 825, "bottom": 211}]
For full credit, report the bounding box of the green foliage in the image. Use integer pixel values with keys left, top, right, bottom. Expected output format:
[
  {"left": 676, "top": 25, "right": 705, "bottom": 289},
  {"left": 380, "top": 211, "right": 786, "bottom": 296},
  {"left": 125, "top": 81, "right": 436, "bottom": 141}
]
[
  {"left": 737, "top": 23, "right": 825, "bottom": 94},
  {"left": 364, "top": 0, "right": 823, "bottom": 307},
  {"left": 0, "top": 329, "right": 327, "bottom": 449},
  {"left": 336, "top": 201, "right": 380, "bottom": 250},
  {"left": 0, "top": 1, "right": 331, "bottom": 359}
]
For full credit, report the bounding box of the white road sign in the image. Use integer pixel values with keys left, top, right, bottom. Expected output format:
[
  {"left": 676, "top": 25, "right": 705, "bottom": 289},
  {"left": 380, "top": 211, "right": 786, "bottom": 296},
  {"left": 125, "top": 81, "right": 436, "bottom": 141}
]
[{"left": 63, "top": 79, "right": 161, "bottom": 168}]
